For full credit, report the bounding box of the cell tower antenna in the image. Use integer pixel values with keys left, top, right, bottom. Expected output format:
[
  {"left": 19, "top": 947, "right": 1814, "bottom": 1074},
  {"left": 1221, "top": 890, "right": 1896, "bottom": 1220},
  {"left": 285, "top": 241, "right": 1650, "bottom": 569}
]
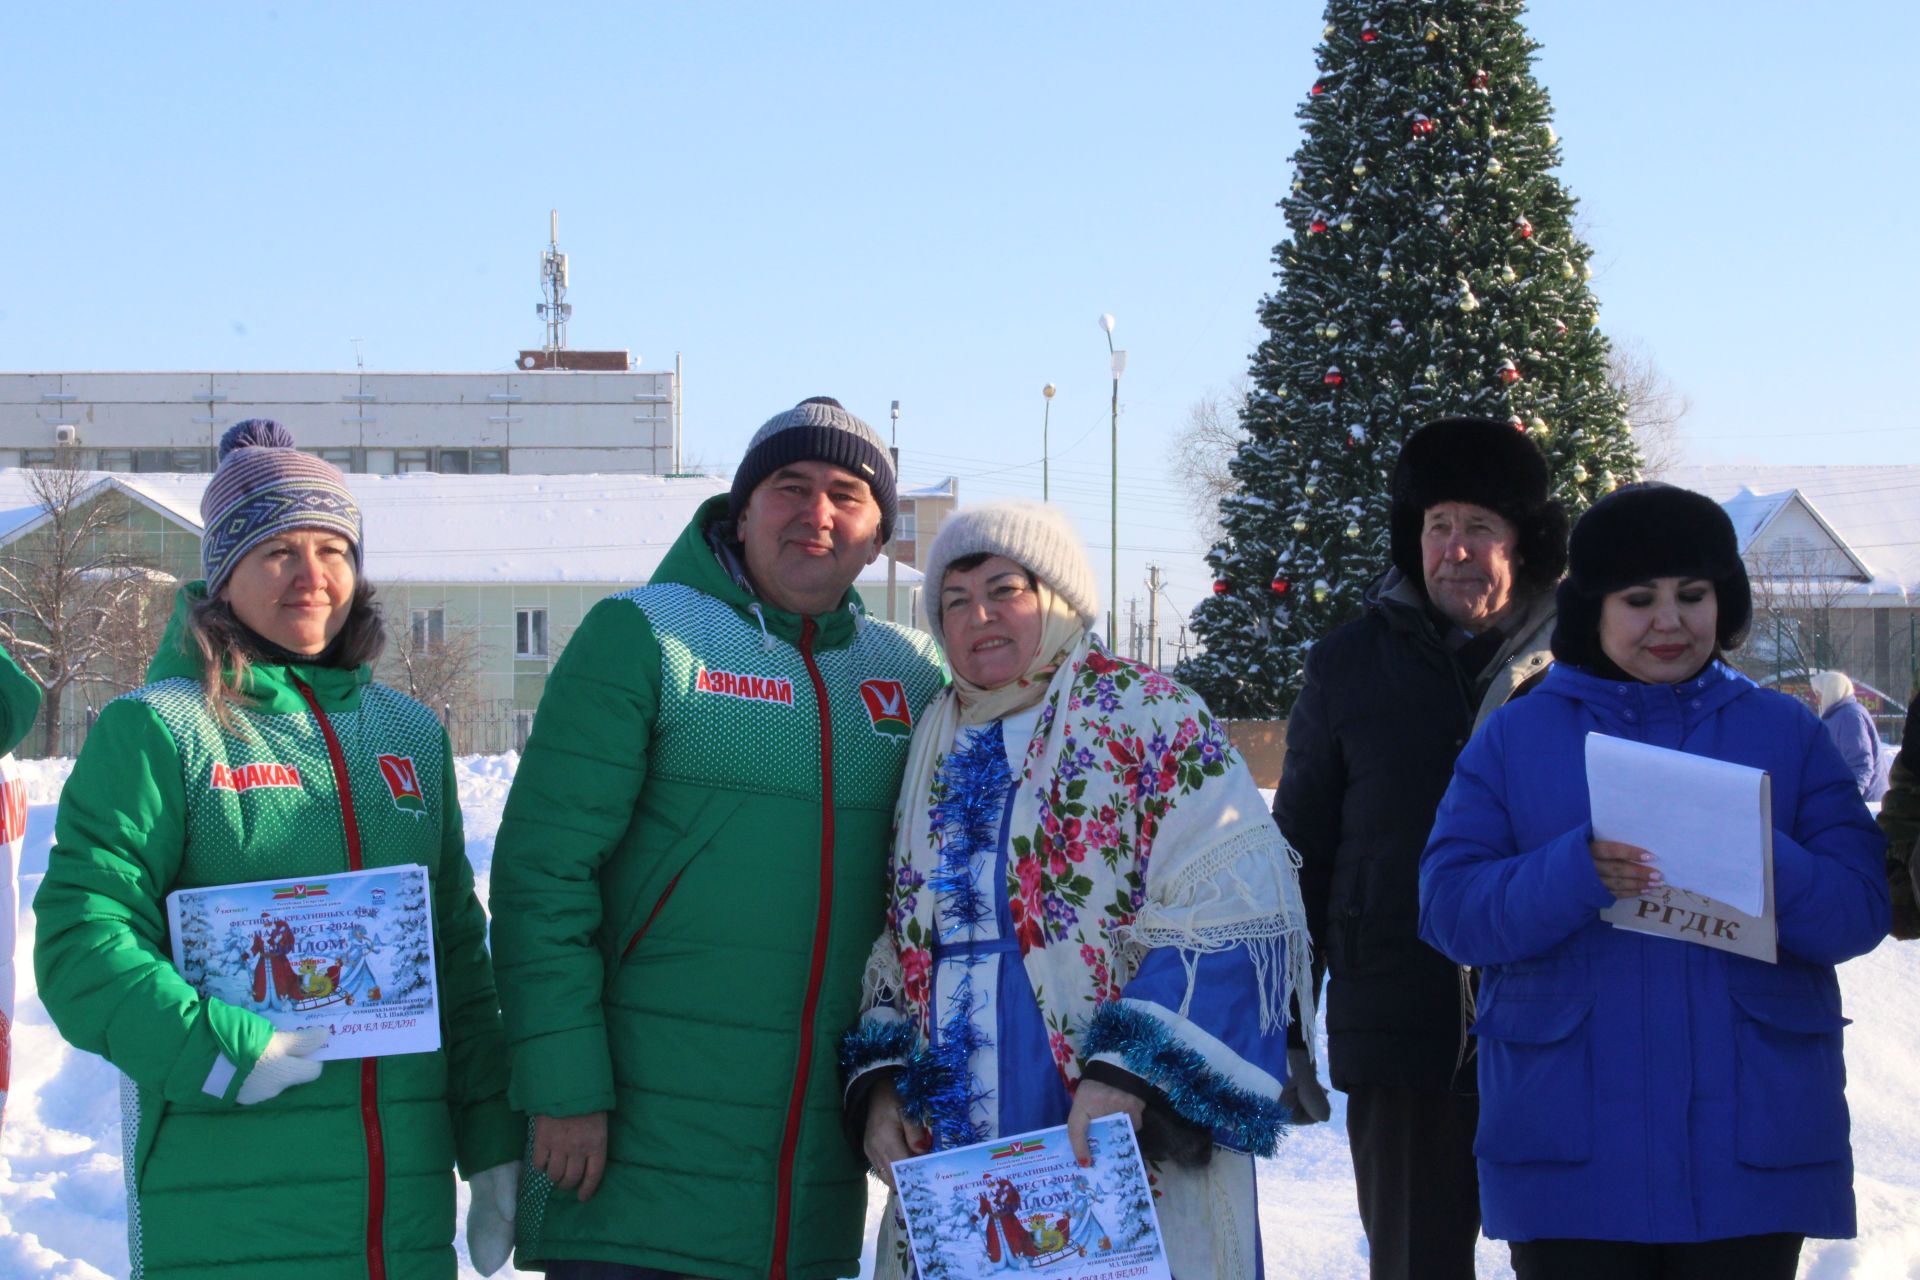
[{"left": 536, "top": 209, "right": 572, "bottom": 354}]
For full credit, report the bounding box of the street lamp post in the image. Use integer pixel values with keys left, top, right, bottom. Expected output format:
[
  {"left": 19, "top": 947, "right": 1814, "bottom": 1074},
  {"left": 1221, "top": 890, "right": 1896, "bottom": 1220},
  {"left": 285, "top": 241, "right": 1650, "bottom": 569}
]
[
  {"left": 1101, "top": 313, "right": 1126, "bottom": 646},
  {"left": 1041, "top": 382, "right": 1056, "bottom": 502}
]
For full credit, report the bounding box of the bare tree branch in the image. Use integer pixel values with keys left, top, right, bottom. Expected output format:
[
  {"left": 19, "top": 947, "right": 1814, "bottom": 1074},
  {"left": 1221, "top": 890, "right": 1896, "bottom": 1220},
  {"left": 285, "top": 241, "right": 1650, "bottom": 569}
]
[
  {"left": 0, "top": 454, "right": 175, "bottom": 752},
  {"left": 1607, "top": 338, "right": 1691, "bottom": 480},
  {"left": 1166, "top": 378, "right": 1251, "bottom": 545}
]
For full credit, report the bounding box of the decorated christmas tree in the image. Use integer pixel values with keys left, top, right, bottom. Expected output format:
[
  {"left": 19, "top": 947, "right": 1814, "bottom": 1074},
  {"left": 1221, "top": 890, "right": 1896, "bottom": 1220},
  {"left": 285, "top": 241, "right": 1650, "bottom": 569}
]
[{"left": 1182, "top": 0, "right": 1638, "bottom": 716}]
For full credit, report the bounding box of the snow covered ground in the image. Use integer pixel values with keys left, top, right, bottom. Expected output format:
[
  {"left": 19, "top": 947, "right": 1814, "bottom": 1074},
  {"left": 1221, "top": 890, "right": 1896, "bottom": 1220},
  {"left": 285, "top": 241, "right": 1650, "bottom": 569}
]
[{"left": 4, "top": 756, "right": 1917, "bottom": 1279}]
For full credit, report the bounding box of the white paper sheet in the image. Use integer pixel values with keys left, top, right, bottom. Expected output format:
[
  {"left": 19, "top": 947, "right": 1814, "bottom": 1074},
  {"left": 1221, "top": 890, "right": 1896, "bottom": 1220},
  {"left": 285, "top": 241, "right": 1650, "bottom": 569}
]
[{"left": 1584, "top": 732, "right": 1770, "bottom": 917}]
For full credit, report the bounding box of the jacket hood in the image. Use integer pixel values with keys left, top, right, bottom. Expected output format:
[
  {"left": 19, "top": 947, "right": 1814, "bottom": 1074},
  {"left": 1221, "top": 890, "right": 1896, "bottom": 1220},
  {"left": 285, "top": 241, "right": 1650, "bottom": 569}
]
[
  {"left": 655, "top": 494, "right": 867, "bottom": 649},
  {"left": 146, "top": 582, "right": 370, "bottom": 712}
]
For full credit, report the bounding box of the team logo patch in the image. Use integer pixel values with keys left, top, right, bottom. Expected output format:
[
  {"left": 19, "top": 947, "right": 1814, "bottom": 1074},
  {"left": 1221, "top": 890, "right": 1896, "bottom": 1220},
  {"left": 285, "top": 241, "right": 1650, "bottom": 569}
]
[
  {"left": 694, "top": 666, "right": 795, "bottom": 707},
  {"left": 376, "top": 754, "right": 427, "bottom": 815},
  {"left": 211, "top": 762, "right": 303, "bottom": 793},
  {"left": 859, "top": 678, "right": 913, "bottom": 738}
]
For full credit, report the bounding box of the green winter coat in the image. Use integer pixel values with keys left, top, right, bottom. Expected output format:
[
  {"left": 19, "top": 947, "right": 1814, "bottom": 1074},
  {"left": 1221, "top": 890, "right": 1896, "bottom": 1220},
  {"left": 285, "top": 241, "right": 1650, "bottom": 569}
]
[
  {"left": 0, "top": 644, "right": 41, "bottom": 755},
  {"left": 491, "top": 497, "right": 945, "bottom": 1279},
  {"left": 33, "top": 587, "right": 520, "bottom": 1280}
]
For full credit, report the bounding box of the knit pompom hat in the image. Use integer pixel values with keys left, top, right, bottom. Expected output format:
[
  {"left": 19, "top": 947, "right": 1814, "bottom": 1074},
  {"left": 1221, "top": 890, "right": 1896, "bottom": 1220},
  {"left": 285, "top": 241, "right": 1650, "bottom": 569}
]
[
  {"left": 1549, "top": 482, "right": 1752, "bottom": 671},
  {"left": 728, "top": 396, "right": 898, "bottom": 542},
  {"left": 199, "top": 420, "right": 363, "bottom": 594},
  {"left": 1389, "top": 416, "right": 1569, "bottom": 595},
  {"left": 920, "top": 499, "right": 1100, "bottom": 646}
]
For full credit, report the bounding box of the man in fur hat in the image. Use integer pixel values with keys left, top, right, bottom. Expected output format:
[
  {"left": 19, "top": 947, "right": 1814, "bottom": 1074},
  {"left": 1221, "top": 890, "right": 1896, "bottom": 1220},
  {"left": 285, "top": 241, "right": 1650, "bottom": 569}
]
[{"left": 1274, "top": 416, "right": 1569, "bottom": 1280}]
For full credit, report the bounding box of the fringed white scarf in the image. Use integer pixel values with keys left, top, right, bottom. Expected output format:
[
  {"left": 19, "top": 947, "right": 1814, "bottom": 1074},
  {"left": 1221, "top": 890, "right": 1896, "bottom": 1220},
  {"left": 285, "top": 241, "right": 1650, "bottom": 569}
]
[{"left": 876, "top": 633, "right": 1317, "bottom": 1090}]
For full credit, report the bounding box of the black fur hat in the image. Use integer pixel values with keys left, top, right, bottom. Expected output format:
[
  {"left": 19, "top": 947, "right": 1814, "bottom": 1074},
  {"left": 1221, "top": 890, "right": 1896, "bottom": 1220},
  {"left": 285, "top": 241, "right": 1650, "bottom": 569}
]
[
  {"left": 1550, "top": 482, "right": 1752, "bottom": 670},
  {"left": 1389, "top": 416, "right": 1568, "bottom": 595}
]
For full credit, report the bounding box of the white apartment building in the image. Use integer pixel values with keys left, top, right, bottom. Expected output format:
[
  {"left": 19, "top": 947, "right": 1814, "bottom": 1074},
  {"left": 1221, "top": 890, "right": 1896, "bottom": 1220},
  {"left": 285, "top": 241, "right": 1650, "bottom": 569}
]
[{"left": 0, "top": 363, "right": 677, "bottom": 476}]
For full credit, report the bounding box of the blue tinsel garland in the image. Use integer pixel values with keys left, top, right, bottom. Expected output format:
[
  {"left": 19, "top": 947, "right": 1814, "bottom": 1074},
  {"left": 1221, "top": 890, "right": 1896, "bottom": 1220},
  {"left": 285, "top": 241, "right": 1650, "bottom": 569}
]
[
  {"left": 1082, "top": 1000, "right": 1291, "bottom": 1156},
  {"left": 914, "top": 722, "right": 1013, "bottom": 1150},
  {"left": 839, "top": 1017, "right": 918, "bottom": 1084}
]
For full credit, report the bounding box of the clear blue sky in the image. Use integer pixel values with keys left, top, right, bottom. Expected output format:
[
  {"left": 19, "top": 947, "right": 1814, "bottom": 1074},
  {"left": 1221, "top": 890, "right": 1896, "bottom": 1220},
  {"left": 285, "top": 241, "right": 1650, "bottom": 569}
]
[{"left": 4, "top": 2, "right": 1914, "bottom": 635}]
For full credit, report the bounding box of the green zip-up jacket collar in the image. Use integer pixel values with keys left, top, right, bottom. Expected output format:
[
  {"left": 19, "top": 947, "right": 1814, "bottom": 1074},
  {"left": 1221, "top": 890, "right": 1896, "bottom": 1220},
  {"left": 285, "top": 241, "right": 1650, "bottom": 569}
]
[
  {"left": 145, "top": 581, "right": 371, "bottom": 712},
  {"left": 664, "top": 494, "right": 870, "bottom": 649}
]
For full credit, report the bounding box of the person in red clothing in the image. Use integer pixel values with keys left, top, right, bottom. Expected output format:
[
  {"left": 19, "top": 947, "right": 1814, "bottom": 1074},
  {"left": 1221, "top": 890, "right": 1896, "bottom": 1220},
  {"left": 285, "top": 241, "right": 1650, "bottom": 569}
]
[
  {"left": 249, "top": 913, "right": 300, "bottom": 1009},
  {"left": 977, "top": 1176, "right": 1037, "bottom": 1265}
]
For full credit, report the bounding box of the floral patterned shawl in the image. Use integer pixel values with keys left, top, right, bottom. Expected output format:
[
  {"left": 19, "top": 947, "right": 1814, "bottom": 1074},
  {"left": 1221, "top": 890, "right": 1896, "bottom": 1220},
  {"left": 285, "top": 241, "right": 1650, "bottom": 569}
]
[{"left": 856, "top": 632, "right": 1316, "bottom": 1109}]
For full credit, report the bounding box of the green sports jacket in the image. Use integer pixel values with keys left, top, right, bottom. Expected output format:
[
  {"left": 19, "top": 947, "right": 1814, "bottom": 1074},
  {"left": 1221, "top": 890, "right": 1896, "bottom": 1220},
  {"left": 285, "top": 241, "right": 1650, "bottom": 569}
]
[
  {"left": 490, "top": 497, "right": 945, "bottom": 1279},
  {"left": 33, "top": 587, "right": 520, "bottom": 1279}
]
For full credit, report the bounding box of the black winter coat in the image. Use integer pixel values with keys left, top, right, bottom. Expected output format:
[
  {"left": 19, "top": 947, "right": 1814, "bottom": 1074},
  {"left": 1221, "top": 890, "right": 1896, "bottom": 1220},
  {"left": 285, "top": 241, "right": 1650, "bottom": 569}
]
[{"left": 1274, "top": 572, "right": 1553, "bottom": 1091}]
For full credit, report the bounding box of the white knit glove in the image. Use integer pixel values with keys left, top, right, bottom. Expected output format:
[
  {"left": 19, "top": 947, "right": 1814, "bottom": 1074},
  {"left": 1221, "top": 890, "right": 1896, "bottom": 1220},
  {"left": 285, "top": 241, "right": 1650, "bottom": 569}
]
[
  {"left": 235, "top": 1027, "right": 329, "bottom": 1105},
  {"left": 466, "top": 1160, "right": 520, "bottom": 1277}
]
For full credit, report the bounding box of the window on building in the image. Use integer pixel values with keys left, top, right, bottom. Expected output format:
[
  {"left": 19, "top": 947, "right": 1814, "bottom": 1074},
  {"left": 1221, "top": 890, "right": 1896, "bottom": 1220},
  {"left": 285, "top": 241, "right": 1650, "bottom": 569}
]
[
  {"left": 515, "top": 608, "right": 549, "bottom": 658},
  {"left": 97, "top": 449, "right": 134, "bottom": 471},
  {"left": 895, "top": 510, "right": 918, "bottom": 544},
  {"left": 21, "top": 450, "right": 57, "bottom": 469},
  {"left": 364, "top": 449, "right": 396, "bottom": 475},
  {"left": 317, "top": 448, "right": 357, "bottom": 471},
  {"left": 472, "top": 449, "right": 506, "bottom": 474},
  {"left": 411, "top": 607, "right": 445, "bottom": 653},
  {"left": 132, "top": 448, "right": 210, "bottom": 473},
  {"left": 436, "top": 449, "right": 471, "bottom": 474},
  {"left": 396, "top": 449, "right": 432, "bottom": 473}
]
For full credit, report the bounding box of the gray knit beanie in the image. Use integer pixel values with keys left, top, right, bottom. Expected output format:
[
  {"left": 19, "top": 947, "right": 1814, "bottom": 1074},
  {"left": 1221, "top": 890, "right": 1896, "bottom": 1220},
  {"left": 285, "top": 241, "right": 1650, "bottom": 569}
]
[
  {"left": 728, "top": 396, "right": 898, "bottom": 541},
  {"left": 200, "top": 420, "right": 363, "bottom": 594},
  {"left": 921, "top": 499, "right": 1100, "bottom": 645}
]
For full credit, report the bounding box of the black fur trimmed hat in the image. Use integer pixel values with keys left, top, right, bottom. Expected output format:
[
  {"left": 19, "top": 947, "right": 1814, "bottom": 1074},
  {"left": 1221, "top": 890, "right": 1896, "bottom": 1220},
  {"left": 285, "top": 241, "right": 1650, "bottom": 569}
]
[
  {"left": 1549, "top": 482, "right": 1752, "bottom": 670},
  {"left": 1389, "top": 416, "right": 1568, "bottom": 595}
]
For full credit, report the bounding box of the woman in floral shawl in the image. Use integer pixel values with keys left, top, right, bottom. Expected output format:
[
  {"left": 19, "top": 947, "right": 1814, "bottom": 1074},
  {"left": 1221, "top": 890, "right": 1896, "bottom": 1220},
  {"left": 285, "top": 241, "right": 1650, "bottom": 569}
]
[{"left": 843, "top": 499, "right": 1315, "bottom": 1279}]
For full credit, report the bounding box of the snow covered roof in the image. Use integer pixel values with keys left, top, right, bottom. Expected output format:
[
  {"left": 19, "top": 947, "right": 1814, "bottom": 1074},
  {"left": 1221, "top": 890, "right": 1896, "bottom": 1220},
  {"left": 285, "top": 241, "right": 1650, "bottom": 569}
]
[
  {"left": 1662, "top": 464, "right": 1920, "bottom": 604},
  {"left": 0, "top": 468, "right": 924, "bottom": 587}
]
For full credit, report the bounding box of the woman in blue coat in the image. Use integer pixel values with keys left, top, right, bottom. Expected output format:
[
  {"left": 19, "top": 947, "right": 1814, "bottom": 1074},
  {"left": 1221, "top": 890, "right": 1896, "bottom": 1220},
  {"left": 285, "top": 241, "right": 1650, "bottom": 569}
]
[{"left": 1418, "top": 483, "right": 1889, "bottom": 1280}]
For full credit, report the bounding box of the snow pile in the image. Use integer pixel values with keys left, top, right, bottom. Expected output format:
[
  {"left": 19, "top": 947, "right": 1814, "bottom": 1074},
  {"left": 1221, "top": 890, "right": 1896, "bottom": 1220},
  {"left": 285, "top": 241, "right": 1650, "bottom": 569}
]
[{"left": 4, "top": 759, "right": 1918, "bottom": 1278}]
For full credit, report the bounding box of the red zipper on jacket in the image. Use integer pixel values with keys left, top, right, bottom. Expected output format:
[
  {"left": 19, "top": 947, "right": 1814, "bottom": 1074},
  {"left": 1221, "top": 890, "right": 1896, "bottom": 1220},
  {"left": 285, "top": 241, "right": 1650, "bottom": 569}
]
[
  {"left": 770, "top": 617, "right": 837, "bottom": 1280},
  {"left": 292, "top": 676, "right": 387, "bottom": 1280},
  {"left": 621, "top": 871, "right": 684, "bottom": 960}
]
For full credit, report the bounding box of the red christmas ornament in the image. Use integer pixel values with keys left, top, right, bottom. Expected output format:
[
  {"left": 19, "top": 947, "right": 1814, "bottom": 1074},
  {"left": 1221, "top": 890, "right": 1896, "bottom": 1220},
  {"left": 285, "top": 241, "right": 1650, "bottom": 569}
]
[
  {"left": 1411, "top": 114, "right": 1436, "bottom": 136},
  {"left": 1310, "top": 217, "right": 1327, "bottom": 234},
  {"left": 1553, "top": 318, "right": 1569, "bottom": 337},
  {"left": 1271, "top": 576, "right": 1292, "bottom": 595},
  {"left": 1470, "top": 68, "right": 1490, "bottom": 89},
  {"left": 1509, "top": 416, "right": 1526, "bottom": 433},
  {"left": 1515, "top": 216, "right": 1534, "bottom": 238},
  {"left": 1311, "top": 81, "right": 1326, "bottom": 96},
  {"left": 1324, "top": 366, "right": 1345, "bottom": 386},
  {"left": 1497, "top": 359, "right": 1521, "bottom": 385},
  {"left": 1361, "top": 23, "right": 1378, "bottom": 43},
  {"left": 1212, "top": 580, "right": 1230, "bottom": 595}
]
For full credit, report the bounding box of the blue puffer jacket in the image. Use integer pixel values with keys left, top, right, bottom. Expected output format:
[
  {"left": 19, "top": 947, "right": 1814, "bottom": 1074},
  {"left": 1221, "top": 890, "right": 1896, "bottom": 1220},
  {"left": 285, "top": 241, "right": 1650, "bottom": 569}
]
[{"left": 1418, "top": 660, "right": 1889, "bottom": 1244}]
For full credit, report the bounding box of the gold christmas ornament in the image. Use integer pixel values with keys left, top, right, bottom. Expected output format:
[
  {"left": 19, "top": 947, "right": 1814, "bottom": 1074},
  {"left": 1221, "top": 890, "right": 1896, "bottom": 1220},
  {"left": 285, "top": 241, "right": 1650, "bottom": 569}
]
[
  {"left": 1345, "top": 520, "right": 1362, "bottom": 539},
  {"left": 1424, "top": 20, "right": 1440, "bottom": 41},
  {"left": 1573, "top": 463, "right": 1590, "bottom": 482},
  {"left": 1292, "top": 517, "right": 1308, "bottom": 532},
  {"left": 1486, "top": 156, "right": 1504, "bottom": 175},
  {"left": 1313, "top": 579, "right": 1331, "bottom": 602},
  {"left": 1500, "top": 263, "right": 1518, "bottom": 283},
  {"left": 1352, "top": 160, "right": 1368, "bottom": 177},
  {"left": 1339, "top": 216, "right": 1355, "bottom": 232}
]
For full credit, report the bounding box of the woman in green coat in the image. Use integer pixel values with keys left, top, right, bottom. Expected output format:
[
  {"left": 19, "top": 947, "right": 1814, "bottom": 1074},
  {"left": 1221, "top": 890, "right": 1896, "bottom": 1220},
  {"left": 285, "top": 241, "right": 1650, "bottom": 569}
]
[{"left": 34, "top": 422, "right": 520, "bottom": 1280}]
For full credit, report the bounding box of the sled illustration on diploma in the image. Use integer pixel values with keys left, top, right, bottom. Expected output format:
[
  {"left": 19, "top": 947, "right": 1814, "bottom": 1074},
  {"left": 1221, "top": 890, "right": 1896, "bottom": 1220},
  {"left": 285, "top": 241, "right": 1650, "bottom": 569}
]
[{"left": 289, "top": 956, "right": 348, "bottom": 1013}]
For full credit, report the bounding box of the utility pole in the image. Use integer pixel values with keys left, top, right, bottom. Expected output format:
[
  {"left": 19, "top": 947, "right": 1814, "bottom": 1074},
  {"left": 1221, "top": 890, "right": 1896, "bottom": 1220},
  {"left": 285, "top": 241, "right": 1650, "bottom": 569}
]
[
  {"left": 1126, "top": 596, "right": 1139, "bottom": 661},
  {"left": 1146, "top": 564, "right": 1162, "bottom": 670}
]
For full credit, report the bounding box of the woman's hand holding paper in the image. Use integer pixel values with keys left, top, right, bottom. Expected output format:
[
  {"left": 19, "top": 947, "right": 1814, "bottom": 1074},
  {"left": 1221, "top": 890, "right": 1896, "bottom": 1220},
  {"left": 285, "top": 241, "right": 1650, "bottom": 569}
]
[{"left": 1591, "top": 839, "right": 1663, "bottom": 898}]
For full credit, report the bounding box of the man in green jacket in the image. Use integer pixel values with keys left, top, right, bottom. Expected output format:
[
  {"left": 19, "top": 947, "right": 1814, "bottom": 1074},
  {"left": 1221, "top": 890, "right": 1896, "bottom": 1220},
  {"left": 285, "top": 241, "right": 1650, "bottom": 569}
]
[{"left": 491, "top": 397, "right": 946, "bottom": 1279}]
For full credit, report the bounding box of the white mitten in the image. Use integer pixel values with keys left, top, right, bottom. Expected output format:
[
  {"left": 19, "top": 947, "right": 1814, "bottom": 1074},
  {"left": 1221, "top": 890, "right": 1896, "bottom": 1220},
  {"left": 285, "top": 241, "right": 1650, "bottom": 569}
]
[
  {"left": 235, "top": 1027, "right": 329, "bottom": 1105},
  {"left": 466, "top": 1160, "right": 520, "bottom": 1277}
]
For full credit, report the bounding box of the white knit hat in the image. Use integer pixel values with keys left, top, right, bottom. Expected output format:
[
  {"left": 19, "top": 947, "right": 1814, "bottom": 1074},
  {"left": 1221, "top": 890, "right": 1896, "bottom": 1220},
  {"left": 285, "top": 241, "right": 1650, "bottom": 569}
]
[{"left": 921, "top": 499, "right": 1100, "bottom": 644}]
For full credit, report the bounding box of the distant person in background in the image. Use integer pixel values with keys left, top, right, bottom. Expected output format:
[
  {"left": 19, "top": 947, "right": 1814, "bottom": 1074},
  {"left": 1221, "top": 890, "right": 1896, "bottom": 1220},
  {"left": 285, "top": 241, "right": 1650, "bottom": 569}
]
[
  {"left": 0, "top": 645, "right": 42, "bottom": 1132},
  {"left": 1811, "top": 670, "right": 1891, "bottom": 802},
  {"left": 1880, "top": 691, "right": 1919, "bottom": 939}
]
